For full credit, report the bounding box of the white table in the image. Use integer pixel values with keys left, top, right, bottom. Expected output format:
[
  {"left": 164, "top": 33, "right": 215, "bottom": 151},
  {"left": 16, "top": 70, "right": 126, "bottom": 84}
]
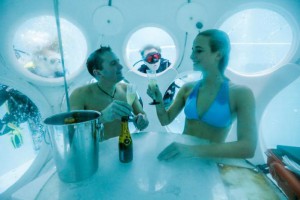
[{"left": 35, "top": 132, "right": 228, "bottom": 200}]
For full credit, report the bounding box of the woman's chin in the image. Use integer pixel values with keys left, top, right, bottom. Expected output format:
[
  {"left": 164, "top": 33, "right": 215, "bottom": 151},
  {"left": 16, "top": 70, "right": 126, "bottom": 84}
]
[{"left": 192, "top": 65, "right": 202, "bottom": 71}]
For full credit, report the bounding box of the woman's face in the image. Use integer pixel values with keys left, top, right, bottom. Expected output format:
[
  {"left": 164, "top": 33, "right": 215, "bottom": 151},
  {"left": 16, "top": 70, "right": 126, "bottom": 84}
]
[{"left": 190, "top": 35, "right": 220, "bottom": 72}]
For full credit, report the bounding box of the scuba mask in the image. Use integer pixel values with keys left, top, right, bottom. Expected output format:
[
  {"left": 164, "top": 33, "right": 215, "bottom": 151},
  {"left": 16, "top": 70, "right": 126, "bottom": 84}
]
[{"left": 144, "top": 52, "right": 161, "bottom": 64}]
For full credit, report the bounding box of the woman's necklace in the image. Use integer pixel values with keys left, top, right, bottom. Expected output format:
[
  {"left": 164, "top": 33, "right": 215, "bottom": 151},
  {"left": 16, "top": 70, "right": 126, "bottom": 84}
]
[{"left": 97, "top": 83, "right": 116, "bottom": 99}]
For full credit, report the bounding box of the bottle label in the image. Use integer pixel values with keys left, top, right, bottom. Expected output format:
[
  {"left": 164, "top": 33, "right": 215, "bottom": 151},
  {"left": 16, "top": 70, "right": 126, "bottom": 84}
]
[
  {"left": 119, "top": 134, "right": 132, "bottom": 146},
  {"left": 119, "top": 120, "right": 133, "bottom": 163}
]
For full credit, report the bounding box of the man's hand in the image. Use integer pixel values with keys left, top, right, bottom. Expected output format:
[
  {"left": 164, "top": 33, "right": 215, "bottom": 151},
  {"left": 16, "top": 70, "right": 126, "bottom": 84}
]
[
  {"left": 101, "top": 100, "right": 132, "bottom": 123},
  {"left": 133, "top": 113, "right": 149, "bottom": 130}
]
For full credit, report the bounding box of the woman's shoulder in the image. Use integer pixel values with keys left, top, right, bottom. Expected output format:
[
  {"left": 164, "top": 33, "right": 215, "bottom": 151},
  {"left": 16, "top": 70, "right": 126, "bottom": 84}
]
[
  {"left": 182, "top": 81, "right": 198, "bottom": 89},
  {"left": 230, "top": 82, "right": 253, "bottom": 93},
  {"left": 178, "top": 81, "right": 198, "bottom": 96},
  {"left": 229, "top": 82, "right": 255, "bottom": 102}
]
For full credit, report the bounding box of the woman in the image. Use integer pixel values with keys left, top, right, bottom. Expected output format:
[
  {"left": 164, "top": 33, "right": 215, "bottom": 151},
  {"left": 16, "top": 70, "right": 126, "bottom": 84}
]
[{"left": 147, "top": 29, "right": 257, "bottom": 161}]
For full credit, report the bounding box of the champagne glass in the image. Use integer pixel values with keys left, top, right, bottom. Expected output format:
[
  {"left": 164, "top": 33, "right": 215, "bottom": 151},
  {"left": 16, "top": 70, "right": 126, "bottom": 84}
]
[
  {"left": 146, "top": 69, "right": 160, "bottom": 105},
  {"left": 126, "top": 83, "right": 136, "bottom": 106}
]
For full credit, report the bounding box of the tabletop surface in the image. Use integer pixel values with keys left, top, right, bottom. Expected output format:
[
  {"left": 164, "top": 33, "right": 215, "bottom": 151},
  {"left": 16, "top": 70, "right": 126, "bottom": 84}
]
[{"left": 36, "top": 131, "right": 228, "bottom": 200}]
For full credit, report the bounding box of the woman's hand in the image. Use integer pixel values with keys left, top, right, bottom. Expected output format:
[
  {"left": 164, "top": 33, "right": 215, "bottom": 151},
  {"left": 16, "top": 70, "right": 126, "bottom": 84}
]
[
  {"left": 147, "top": 85, "right": 163, "bottom": 103},
  {"left": 157, "top": 142, "right": 196, "bottom": 161}
]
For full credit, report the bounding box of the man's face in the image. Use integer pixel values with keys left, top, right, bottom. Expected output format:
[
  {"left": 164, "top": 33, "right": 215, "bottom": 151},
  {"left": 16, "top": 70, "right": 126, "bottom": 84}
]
[{"left": 99, "top": 51, "right": 123, "bottom": 83}]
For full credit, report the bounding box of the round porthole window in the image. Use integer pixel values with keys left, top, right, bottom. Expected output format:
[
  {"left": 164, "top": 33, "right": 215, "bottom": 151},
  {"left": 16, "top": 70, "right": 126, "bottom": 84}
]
[
  {"left": 0, "top": 83, "right": 45, "bottom": 193},
  {"left": 12, "top": 16, "right": 87, "bottom": 85},
  {"left": 219, "top": 8, "right": 294, "bottom": 76},
  {"left": 125, "top": 26, "right": 177, "bottom": 76}
]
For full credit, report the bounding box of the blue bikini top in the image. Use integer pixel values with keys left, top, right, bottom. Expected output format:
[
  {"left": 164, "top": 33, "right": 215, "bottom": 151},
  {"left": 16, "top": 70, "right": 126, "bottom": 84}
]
[{"left": 184, "top": 80, "right": 232, "bottom": 128}]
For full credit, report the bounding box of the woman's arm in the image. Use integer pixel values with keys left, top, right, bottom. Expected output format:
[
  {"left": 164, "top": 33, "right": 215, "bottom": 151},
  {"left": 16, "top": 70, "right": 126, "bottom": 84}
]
[
  {"left": 234, "top": 85, "right": 257, "bottom": 157},
  {"left": 158, "top": 86, "right": 258, "bottom": 160},
  {"left": 147, "top": 84, "right": 188, "bottom": 126}
]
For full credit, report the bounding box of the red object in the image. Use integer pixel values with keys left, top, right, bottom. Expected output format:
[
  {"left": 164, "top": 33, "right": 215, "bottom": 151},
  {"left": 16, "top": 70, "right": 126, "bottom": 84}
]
[
  {"left": 144, "top": 53, "right": 161, "bottom": 64},
  {"left": 266, "top": 149, "right": 300, "bottom": 199}
]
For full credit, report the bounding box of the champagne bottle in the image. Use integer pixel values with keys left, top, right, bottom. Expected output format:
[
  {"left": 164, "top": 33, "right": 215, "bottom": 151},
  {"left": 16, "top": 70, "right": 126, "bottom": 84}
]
[{"left": 119, "top": 116, "right": 133, "bottom": 163}]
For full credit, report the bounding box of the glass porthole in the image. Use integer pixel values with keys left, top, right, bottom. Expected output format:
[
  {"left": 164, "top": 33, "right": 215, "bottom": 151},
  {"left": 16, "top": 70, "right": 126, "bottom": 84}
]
[
  {"left": 12, "top": 16, "right": 87, "bottom": 84},
  {"left": 219, "top": 8, "right": 294, "bottom": 75},
  {"left": 0, "top": 84, "right": 45, "bottom": 193},
  {"left": 125, "top": 26, "right": 177, "bottom": 76},
  {"left": 260, "top": 77, "right": 300, "bottom": 161}
]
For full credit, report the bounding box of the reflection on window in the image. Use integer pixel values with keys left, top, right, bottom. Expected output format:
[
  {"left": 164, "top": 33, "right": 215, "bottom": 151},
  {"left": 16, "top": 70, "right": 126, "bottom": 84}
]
[
  {"left": 260, "top": 77, "right": 300, "bottom": 161},
  {"left": 13, "top": 16, "right": 87, "bottom": 79},
  {"left": 125, "top": 27, "right": 177, "bottom": 75},
  {"left": 15, "top": 41, "right": 64, "bottom": 78},
  {"left": 0, "top": 84, "right": 44, "bottom": 193},
  {"left": 219, "top": 8, "right": 293, "bottom": 75},
  {"left": 164, "top": 71, "right": 202, "bottom": 133}
]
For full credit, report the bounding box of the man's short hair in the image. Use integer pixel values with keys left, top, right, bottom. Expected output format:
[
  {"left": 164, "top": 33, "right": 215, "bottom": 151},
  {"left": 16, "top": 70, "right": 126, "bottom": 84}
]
[
  {"left": 86, "top": 46, "right": 112, "bottom": 77},
  {"left": 140, "top": 45, "right": 161, "bottom": 58}
]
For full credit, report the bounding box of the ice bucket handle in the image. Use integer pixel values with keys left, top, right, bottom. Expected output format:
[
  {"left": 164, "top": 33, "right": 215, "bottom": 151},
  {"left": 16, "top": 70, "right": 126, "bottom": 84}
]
[{"left": 96, "top": 121, "right": 104, "bottom": 142}]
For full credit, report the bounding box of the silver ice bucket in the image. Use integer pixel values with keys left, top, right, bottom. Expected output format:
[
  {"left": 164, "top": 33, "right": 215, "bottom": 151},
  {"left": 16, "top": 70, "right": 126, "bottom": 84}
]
[{"left": 44, "top": 110, "right": 103, "bottom": 182}]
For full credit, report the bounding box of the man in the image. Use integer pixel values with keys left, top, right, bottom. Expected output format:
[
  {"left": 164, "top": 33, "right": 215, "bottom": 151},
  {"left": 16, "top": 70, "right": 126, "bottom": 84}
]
[
  {"left": 138, "top": 45, "right": 171, "bottom": 74},
  {"left": 70, "top": 46, "right": 149, "bottom": 140}
]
